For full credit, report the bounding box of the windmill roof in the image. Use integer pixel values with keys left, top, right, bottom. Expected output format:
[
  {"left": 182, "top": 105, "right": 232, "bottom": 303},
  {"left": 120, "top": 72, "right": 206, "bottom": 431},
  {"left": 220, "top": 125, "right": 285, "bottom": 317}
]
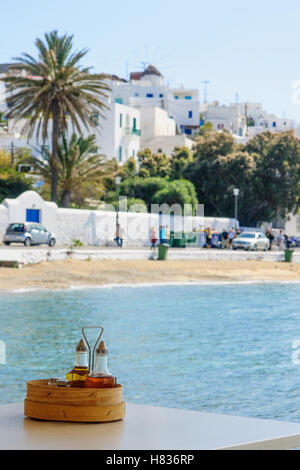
[{"left": 142, "top": 65, "right": 162, "bottom": 77}]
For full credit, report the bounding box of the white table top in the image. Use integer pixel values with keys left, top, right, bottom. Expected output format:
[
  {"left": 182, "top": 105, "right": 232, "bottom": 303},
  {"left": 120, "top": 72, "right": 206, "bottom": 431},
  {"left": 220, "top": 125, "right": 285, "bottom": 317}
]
[{"left": 1, "top": 402, "right": 300, "bottom": 450}]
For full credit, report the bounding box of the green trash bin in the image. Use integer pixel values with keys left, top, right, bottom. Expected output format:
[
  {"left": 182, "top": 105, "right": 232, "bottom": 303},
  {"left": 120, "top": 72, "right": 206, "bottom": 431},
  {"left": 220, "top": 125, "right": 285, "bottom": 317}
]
[
  {"left": 284, "top": 249, "right": 294, "bottom": 263},
  {"left": 158, "top": 244, "right": 168, "bottom": 260},
  {"left": 172, "top": 232, "right": 186, "bottom": 248}
]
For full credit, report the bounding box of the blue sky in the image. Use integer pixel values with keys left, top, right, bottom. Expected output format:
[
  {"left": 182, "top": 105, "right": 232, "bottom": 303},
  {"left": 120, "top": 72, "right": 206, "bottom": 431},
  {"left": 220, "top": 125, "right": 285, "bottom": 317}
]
[{"left": 2, "top": 0, "right": 300, "bottom": 122}]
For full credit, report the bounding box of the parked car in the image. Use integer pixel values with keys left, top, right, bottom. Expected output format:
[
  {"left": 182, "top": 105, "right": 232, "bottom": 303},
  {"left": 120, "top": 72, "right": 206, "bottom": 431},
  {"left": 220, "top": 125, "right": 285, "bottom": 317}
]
[
  {"left": 232, "top": 231, "right": 270, "bottom": 251},
  {"left": 3, "top": 223, "right": 56, "bottom": 247}
]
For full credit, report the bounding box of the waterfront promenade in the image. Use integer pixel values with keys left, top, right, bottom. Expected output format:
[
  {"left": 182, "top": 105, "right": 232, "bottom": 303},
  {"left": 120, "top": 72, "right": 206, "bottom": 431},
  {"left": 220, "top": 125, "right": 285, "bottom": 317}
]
[{"left": 0, "top": 246, "right": 299, "bottom": 267}]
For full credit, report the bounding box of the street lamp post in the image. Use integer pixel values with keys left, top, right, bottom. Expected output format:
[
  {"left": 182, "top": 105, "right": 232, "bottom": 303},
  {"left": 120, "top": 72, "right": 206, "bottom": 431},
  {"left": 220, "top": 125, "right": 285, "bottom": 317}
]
[
  {"left": 233, "top": 188, "right": 239, "bottom": 231},
  {"left": 115, "top": 176, "right": 121, "bottom": 230}
]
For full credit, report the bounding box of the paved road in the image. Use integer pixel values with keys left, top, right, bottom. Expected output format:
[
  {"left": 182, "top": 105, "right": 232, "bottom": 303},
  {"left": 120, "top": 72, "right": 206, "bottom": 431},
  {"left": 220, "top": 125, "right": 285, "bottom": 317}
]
[{"left": 0, "top": 244, "right": 298, "bottom": 252}]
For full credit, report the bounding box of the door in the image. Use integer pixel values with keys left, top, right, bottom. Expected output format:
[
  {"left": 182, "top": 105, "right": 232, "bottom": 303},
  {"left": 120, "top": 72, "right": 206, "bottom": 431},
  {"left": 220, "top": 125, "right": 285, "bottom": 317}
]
[{"left": 26, "top": 209, "right": 40, "bottom": 223}]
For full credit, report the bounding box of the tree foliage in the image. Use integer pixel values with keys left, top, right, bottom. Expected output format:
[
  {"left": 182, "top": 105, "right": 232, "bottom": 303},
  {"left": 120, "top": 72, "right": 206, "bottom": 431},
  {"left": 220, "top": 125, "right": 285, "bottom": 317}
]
[
  {"left": 3, "top": 30, "right": 110, "bottom": 202},
  {"left": 137, "top": 149, "right": 171, "bottom": 178},
  {"left": 0, "top": 169, "right": 33, "bottom": 202},
  {"left": 183, "top": 130, "right": 300, "bottom": 225},
  {"left": 27, "top": 133, "right": 109, "bottom": 207}
]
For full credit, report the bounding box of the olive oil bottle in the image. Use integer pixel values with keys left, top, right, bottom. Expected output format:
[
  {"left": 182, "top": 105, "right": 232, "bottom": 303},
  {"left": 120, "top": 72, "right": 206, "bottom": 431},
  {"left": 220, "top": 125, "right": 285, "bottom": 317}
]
[{"left": 66, "top": 339, "right": 89, "bottom": 387}]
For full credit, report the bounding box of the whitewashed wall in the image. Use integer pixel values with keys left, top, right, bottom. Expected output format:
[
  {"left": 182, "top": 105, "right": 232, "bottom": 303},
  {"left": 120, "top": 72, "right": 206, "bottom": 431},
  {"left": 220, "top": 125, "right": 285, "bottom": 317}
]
[
  {"left": 0, "top": 191, "right": 237, "bottom": 246},
  {"left": 285, "top": 213, "right": 300, "bottom": 237},
  {"left": 2, "top": 191, "right": 57, "bottom": 232},
  {"left": 0, "top": 205, "right": 8, "bottom": 237}
]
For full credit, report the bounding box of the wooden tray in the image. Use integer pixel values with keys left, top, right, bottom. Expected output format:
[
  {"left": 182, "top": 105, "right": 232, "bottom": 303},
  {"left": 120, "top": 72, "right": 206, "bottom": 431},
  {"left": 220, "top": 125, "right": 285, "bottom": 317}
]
[{"left": 24, "top": 380, "right": 125, "bottom": 423}]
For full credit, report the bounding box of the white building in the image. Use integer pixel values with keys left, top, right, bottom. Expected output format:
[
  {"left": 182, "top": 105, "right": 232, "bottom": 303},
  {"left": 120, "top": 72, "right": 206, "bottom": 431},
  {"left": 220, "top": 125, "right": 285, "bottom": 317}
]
[
  {"left": 94, "top": 101, "right": 140, "bottom": 162},
  {"left": 0, "top": 62, "right": 199, "bottom": 163},
  {"left": 4, "top": 102, "right": 141, "bottom": 164},
  {"left": 236, "top": 102, "right": 296, "bottom": 138},
  {"left": 202, "top": 101, "right": 296, "bottom": 141},
  {"left": 203, "top": 102, "right": 246, "bottom": 136},
  {"left": 140, "top": 134, "right": 194, "bottom": 156},
  {"left": 109, "top": 65, "right": 200, "bottom": 137},
  {"left": 137, "top": 106, "right": 192, "bottom": 154},
  {"left": 0, "top": 64, "right": 141, "bottom": 164}
]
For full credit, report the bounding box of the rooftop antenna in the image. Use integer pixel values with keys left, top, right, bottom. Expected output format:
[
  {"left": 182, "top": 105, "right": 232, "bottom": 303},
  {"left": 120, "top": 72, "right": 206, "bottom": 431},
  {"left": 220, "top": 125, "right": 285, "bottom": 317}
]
[
  {"left": 202, "top": 80, "right": 210, "bottom": 104},
  {"left": 235, "top": 92, "right": 239, "bottom": 105}
]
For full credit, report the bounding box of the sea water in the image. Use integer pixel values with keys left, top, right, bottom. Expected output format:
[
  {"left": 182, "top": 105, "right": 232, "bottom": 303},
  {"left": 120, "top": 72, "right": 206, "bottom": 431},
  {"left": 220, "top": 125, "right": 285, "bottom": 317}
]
[{"left": 1, "top": 283, "right": 300, "bottom": 422}]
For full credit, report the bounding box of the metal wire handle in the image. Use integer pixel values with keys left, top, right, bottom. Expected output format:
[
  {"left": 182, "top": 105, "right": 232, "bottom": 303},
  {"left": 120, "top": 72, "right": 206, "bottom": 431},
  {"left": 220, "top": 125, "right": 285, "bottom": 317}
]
[{"left": 81, "top": 326, "right": 104, "bottom": 372}]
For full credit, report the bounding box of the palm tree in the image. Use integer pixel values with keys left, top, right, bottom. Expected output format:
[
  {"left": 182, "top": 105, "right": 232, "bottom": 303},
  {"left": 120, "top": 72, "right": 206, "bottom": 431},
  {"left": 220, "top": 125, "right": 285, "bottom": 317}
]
[
  {"left": 29, "top": 133, "right": 108, "bottom": 208},
  {"left": 3, "top": 30, "right": 110, "bottom": 202}
]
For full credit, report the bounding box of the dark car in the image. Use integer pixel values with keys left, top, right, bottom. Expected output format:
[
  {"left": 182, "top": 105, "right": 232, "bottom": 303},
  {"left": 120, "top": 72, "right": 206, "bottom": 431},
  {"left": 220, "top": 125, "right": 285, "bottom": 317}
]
[{"left": 3, "top": 223, "right": 56, "bottom": 247}]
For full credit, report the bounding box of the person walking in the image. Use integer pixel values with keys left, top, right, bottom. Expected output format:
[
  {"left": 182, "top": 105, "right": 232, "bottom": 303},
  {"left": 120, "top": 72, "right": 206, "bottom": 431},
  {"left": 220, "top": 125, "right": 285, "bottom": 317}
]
[
  {"left": 165, "top": 225, "right": 170, "bottom": 245},
  {"left": 221, "top": 228, "right": 228, "bottom": 249},
  {"left": 150, "top": 227, "right": 158, "bottom": 250},
  {"left": 228, "top": 227, "right": 235, "bottom": 249},
  {"left": 205, "top": 227, "right": 212, "bottom": 248},
  {"left": 266, "top": 229, "right": 275, "bottom": 251},
  {"left": 115, "top": 223, "right": 124, "bottom": 248},
  {"left": 277, "top": 230, "right": 284, "bottom": 250},
  {"left": 284, "top": 234, "right": 291, "bottom": 249},
  {"left": 159, "top": 225, "right": 167, "bottom": 244}
]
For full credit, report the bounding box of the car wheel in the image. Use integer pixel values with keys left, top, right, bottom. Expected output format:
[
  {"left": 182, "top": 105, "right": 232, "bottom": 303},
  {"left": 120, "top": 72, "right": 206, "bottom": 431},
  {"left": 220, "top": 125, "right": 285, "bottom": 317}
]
[
  {"left": 24, "top": 238, "right": 31, "bottom": 247},
  {"left": 49, "top": 238, "right": 56, "bottom": 247},
  {"left": 4, "top": 242, "right": 10, "bottom": 246}
]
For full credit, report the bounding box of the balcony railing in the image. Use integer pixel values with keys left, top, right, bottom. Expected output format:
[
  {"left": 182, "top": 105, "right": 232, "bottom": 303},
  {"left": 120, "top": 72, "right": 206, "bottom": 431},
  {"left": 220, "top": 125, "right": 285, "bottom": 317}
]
[{"left": 125, "top": 128, "right": 141, "bottom": 136}]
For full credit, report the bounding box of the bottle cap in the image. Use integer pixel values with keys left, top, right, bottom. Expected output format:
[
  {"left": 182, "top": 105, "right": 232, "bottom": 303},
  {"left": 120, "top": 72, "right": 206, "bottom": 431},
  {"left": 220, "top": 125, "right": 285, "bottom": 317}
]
[
  {"left": 96, "top": 341, "right": 108, "bottom": 354},
  {"left": 76, "top": 339, "right": 88, "bottom": 352}
]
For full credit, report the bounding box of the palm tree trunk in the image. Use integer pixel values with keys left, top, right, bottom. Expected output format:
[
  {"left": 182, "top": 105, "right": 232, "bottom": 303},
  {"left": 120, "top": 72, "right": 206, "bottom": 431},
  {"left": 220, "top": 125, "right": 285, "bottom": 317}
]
[
  {"left": 51, "top": 107, "right": 60, "bottom": 203},
  {"left": 61, "top": 189, "right": 71, "bottom": 208}
]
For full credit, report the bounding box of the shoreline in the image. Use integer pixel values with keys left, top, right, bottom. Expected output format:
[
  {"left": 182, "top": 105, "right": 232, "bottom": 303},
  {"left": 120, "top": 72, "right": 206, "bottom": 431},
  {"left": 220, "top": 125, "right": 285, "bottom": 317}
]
[
  {"left": 6, "top": 279, "right": 300, "bottom": 294},
  {"left": 1, "top": 259, "right": 300, "bottom": 292}
]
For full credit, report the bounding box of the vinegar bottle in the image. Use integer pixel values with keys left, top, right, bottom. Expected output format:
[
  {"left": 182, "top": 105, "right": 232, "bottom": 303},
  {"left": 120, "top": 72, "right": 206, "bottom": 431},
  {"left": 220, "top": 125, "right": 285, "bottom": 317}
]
[
  {"left": 66, "top": 339, "right": 89, "bottom": 387},
  {"left": 84, "top": 341, "right": 116, "bottom": 388}
]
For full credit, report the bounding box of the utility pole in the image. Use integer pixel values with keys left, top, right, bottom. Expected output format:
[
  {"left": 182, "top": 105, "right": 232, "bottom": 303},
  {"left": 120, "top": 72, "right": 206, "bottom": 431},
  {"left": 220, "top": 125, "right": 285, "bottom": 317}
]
[
  {"left": 10, "top": 141, "right": 14, "bottom": 168},
  {"left": 245, "top": 102, "right": 248, "bottom": 136},
  {"left": 202, "top": 81, "right": 210, "bottom": 104}
]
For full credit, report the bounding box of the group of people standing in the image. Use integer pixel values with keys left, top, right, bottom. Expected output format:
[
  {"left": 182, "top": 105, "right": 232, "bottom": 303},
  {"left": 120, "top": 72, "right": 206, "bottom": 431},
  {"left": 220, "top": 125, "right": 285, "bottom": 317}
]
[
  {"left": 204, "top": 227, "right": 238, "bottom": 249},
  {"left": 266, "top": 229, "right": 294, "bottom": 251},
  {"left": 115, "top": 224, "right": 295, "bottom": 251}
]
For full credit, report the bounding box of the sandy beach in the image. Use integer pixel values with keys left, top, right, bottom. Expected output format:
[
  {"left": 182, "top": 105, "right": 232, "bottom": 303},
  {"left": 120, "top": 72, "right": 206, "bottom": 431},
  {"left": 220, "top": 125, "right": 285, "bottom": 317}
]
[{"left": 0, "top": 259, "right": 300, "bottom": 291}]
